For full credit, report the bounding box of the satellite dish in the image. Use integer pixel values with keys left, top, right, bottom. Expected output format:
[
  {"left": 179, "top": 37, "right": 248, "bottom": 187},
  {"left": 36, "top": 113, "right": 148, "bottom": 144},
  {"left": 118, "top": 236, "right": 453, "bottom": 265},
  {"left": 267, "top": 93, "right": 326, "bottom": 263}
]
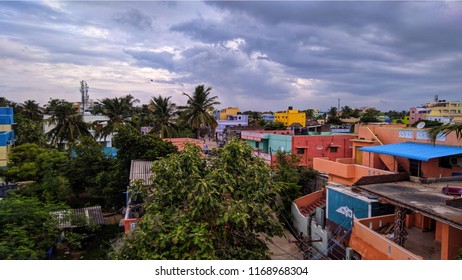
[{"left": 416, "top": 122, "right": 426, "bottom": 129}]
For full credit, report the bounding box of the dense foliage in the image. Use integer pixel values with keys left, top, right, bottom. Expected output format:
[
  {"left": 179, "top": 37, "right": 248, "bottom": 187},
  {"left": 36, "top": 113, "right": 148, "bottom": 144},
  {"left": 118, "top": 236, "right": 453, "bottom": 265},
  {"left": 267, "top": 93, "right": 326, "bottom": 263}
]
[
  {"left": 111, "top": 139, "right": 284, "bottom": 259},
  {"left": 0, "top": 195, "right": 65, "bottom": 259}
]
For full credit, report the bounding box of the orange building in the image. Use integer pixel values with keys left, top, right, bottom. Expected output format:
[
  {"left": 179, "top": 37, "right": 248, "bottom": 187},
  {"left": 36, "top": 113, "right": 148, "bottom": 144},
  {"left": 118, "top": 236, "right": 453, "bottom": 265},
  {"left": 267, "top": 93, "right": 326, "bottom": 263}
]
[{"left": 296, "top": 123, "right": 462, "bottom": 260}]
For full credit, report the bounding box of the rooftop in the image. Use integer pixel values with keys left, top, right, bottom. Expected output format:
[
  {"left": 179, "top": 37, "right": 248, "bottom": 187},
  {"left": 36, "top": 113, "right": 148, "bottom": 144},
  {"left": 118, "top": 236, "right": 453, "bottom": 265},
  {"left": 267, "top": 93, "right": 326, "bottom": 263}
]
[{"left": 356, "top": 180, "right": 462, "bottom": 230}]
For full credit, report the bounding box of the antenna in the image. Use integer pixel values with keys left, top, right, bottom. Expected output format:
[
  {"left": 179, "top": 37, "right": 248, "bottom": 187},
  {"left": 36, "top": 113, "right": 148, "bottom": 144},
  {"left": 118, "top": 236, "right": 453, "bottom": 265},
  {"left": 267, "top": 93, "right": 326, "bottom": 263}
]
[
  {"left": 416, "top": 121, "right": 426, "bottom": 129},
  {"left": 80, "top": 80, "right": 89, "bottom": 115}
]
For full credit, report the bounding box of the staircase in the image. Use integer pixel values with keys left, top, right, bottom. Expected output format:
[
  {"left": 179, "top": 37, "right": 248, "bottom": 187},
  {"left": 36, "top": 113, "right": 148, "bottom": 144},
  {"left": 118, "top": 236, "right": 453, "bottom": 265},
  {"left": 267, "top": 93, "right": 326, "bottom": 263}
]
[{"left": 299, "top": 196, "right": 326, "bottom": 217}]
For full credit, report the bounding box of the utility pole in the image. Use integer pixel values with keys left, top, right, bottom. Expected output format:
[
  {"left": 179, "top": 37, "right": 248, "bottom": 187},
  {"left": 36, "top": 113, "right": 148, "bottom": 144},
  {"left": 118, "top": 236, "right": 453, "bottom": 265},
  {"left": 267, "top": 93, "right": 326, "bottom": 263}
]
[{"left": 80, "top": 80, "right": 89, "bottom": 115}]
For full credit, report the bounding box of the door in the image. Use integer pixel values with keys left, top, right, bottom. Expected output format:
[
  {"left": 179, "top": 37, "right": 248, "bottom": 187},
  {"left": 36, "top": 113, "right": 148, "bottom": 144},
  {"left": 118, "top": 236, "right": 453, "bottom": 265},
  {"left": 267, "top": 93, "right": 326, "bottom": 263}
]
[{"left": 409, "top": 159, "right": 421, "bottom": 177}]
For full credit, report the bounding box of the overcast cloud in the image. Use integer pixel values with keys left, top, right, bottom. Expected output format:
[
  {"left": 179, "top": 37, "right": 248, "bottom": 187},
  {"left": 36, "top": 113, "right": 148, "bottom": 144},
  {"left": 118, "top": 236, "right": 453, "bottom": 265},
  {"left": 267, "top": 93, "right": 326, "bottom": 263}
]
[{"left": 1, "top": 1, "right": 461, "bottom": 112}]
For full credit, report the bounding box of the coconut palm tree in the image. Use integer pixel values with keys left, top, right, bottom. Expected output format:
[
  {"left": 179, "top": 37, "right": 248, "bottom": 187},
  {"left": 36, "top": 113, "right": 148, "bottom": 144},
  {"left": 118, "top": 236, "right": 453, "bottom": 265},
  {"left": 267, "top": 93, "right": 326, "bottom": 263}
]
[
  {"left": 46, "top": 100, "right": 92, "bottom": 154},
  {"left": 148, "top": 95, "right": 178, "bottom": 138},
  {"left": 179, "top": 85, "right": 220, "bottom": 139},
  {"left": 429, "top": 123, "right": 462, "bottom": 142},
  {"left": 93, "top": 95, "right": 138, "bottom": 140},
  {"left": 18, "top": 100, "right": 43, "bottom": 121}
]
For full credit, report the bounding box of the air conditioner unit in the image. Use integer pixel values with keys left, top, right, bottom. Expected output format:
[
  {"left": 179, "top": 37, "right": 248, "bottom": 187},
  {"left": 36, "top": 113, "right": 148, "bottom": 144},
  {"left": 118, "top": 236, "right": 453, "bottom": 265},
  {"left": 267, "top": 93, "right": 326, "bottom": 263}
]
[{"left": 450, "top": 157, "right": 462, "bottom": 167}]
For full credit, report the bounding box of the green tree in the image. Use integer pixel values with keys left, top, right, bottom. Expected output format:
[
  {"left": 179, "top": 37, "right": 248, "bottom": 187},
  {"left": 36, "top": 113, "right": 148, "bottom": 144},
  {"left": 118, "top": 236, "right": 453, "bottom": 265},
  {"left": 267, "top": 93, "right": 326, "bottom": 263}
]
[
  {"left": 95, "top": 127, "right": 177, "bottom": 209},
  {"left": 326, "top": 107, "right": 342, "bottom": 125},
  {"left": 14, "top": 115, "right": 47, "bottom": 146},
  {"left": 341, "top": 106, "right": 353, "bottom": 118},
  {"left": 0, "top": 97, "right": 15, "bottom": 107},
  {"left": 304, "top": 109, "right": 315, "bottom": 121},
  {"left": 94, "top": 95, "right": 138, "bottom": 141},
  {"left": 148, "top": 95, "right": 178, "bottom": 138},
  {"left": 66, "top": 137, "right": 111, "bottom": 200},
  {"left": 180, "top": 85, "right": 220, "bottom": 139},
  {"left": 18, "top": 99, "right": 43, "bottom": 122},
  {"left": 111, "top": 139, "right": 284, "bottom": 259},
  {"left": 0, "top": 195, "right": 65, "bottom": 259},
  {"left": 45, "top": 100, "right": 92, "bottom": 154},
  {"left": 264, "top": 121, "right": 286, "bottom": 130},
  {"left": 360, "top": 108, "right": 381, "bottom": 123},
  {"left": 7, "top": 144, "right": 72, "bottom": 203},
  {"left": 6, "top": 144, "right": 68, "bottom": 182}
]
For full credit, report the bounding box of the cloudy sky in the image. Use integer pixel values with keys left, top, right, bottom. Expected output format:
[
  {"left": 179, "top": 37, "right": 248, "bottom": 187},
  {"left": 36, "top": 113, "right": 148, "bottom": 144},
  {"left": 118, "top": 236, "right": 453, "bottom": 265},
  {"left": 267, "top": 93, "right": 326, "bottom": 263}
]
[{"left": 1, "top": 1, "right": 461, "bottom": 112}]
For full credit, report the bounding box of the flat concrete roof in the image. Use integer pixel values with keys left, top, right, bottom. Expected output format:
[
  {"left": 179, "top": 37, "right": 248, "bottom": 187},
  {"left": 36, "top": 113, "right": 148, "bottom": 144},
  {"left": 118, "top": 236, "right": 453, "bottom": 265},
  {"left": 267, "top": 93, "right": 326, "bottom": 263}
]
[{"left": 356, "top": 181, "right": 462, "bottom": 230}]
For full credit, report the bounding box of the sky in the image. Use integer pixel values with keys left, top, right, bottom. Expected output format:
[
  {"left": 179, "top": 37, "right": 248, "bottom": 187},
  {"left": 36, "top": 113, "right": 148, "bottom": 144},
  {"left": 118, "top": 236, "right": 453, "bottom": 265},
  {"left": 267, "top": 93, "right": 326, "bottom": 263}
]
[{"left": 1, "top": 1, "right": 461, "bottom": 112}]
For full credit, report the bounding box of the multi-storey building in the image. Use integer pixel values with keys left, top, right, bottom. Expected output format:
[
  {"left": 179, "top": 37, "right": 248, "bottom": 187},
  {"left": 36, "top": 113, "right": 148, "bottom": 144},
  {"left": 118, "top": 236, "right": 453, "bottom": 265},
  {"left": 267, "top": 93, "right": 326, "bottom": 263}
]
[
  {"left": 0, "top": 108, "right": 15, "bottom": 168},
  {"left": 294, "top": 123, "right": 462, "bottom": 260},
  {"left": 274, "top": 106, "right": 306, "bottom": 127},
  {"left": 217, "top": 107, "right": 240, "bottom": 120},
  {"left": 426, "top": 100, "right": 462, "bottom": 123},
  {"left": 242, "top": 130, "right": 355, "bottom": 167},
  {"left": 410, "top": 99, "right": 462, "bottom": 125}
]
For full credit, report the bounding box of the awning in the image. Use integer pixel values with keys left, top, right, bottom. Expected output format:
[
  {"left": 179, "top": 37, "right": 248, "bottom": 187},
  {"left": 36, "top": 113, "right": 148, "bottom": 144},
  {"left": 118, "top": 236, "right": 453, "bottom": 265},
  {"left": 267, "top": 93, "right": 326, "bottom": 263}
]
[{"left": 359, "top": 142, "right": 462, "bottom": 162}]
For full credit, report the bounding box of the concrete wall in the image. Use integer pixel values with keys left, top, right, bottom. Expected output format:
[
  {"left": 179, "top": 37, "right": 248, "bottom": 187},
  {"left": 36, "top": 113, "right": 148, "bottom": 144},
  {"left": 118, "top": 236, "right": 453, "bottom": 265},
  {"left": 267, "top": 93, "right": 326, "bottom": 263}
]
[
  {"left": 292, "top": 134, "right": 355, "bottom": 167},
  {"left": 267, "top": 134, "right": 292, "bottom": 154},
  {"left": 311, "top": 220, "right": 331, "bottom": 255},
  {"left": 292, "top": 202, "right": 309, "bottom": 237}
]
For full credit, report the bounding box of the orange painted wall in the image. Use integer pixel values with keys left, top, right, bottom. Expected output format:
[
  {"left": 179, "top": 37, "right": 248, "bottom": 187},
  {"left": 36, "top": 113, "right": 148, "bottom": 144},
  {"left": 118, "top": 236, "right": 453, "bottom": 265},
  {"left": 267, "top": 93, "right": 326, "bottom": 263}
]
[
  {"left": 440, "top": 223, "right": 462, "bottom": 260},
  {"left": 350, "top": 215, "right": 422, "bottom": 260},
  {"left": 293, "top": 190, "right": 325, "bottom": 208},
  {"left": 314, "top": 157, "right": 395, "bottom": 186}
]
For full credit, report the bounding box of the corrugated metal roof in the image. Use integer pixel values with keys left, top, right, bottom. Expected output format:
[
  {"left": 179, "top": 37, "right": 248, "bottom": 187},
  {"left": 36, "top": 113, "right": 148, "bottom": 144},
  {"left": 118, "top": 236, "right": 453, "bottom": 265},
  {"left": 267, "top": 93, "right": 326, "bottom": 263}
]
[
  {"left": 52, "top": 206, "right": 105, "bottom": 229},
  {"left": 359, "top": 142, "right": 462, "bottom": 162},
  {"left": 129, "top": 160, "right": 154, "bottom": 185}
]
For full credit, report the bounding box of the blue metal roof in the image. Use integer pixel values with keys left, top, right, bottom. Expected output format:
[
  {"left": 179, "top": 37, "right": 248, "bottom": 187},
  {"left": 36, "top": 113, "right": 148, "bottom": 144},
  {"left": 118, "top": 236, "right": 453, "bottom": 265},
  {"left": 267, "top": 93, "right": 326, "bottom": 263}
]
[{"left": 359, "top": 142, "right": 462, "bottom": 161}]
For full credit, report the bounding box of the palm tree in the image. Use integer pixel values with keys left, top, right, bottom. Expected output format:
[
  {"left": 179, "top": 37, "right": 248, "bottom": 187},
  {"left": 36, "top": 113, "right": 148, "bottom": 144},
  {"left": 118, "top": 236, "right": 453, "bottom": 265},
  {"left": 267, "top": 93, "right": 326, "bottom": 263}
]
[
  {"left": 179, "top": 85, "right": 220, "bottom": 139},
  {"left": 429, "top": 123, "right": 462, "bottom": 142},
  {"left": 46, "top": 101, "right": 92, "bottom": 155},
  {"left": 148, "top": 95, "right": 178, "bottom": 138},
  {"left": 19, "top": 100, "right": 43, "bottom": 121},
  {"left": 94, "top": 95, "right": 138, "bottom": 140}
]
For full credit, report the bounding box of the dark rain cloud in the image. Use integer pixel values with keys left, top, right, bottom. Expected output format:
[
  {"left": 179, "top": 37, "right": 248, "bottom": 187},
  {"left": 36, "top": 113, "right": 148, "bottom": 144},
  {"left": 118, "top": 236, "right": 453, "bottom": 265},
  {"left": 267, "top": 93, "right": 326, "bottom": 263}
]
[{"left": 1, "top": 1, "right": 462, "bottom": 111}]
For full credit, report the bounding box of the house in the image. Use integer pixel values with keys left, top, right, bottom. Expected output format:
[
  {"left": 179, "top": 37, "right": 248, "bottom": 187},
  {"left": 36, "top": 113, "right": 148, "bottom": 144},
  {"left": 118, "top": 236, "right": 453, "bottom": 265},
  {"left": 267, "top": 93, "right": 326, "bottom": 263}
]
[
  {"left": 410, "top": 98, "right": 462, "bottom": 125},
  {"left": 213, "top": 107, "right": 249, "bottom": 141},
  {"left": 300, "top": 123, "right": 462, "bottom": 259},
  {"left": 242, "top": 129, "right": 355, "bottom": 167},
  {"left": 274, "top": 106, "right": 306, "bottom": 127},
  {"left": 123, "top": 160, "right": 154, "bottom": 233},
  {"left": 217, "top": 107, "right": 240, "bottom": 120},
  {"left": 0, "top": 108, "right": 15, "bottom": 168}
]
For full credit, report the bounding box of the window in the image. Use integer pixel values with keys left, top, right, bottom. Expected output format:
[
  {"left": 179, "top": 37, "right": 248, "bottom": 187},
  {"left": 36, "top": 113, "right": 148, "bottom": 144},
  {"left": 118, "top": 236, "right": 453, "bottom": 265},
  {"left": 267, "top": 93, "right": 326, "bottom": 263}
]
[
  {"left": 330, "top": 146, "right": 338, "bottom": 153},
  {"left": 296, "top": 148, "right": 305, "bottom": 154},
  {"left": 439, "top": 157, "right": 452, "bottom": 169},
  {"left": 255, "top": 142, "right": 260, "bottom": 149}
]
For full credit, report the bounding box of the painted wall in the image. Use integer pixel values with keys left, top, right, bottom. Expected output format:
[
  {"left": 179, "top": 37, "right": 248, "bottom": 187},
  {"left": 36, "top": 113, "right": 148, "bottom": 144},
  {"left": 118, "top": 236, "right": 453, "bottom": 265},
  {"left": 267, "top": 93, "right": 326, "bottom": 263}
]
[
  {"left": 292, "top": 134, "right": 355, "bottom": 167},
  {"left": 219, "top": 107, "right": 240, "bottom": 120},
  {"left": 267, "top": 134, "right": 292, "bottom": 154},
  {"left": 274, "top": 109, "right": 306, "bottom": 127},
  {"left": 314, "top": 157, "right": 395, "bottom": 186},
  {"left": 0, "top": 108, "right": 14, "bottom": 168},
  {"left": 349, "top": 215, "right": 423, "bottom": 260},
  {"left": 326, "top": 187, "right": 371, "bottom": 230}
]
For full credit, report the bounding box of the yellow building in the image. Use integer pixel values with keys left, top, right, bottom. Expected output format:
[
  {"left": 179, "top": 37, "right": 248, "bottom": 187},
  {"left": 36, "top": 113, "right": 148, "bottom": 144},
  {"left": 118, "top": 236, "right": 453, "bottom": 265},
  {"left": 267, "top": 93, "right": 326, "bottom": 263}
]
[
  {"left": 274, "top": 106, "right": 306, "bottom": 127},
  {"left": 0, "top": 108, "right": 15, "bottom": 167},
  {"left": 219, "top": 107, "right": 240, "bottom": 120},
  {"left": 426, "top": 100, "right": 462, "bottom": 123}
]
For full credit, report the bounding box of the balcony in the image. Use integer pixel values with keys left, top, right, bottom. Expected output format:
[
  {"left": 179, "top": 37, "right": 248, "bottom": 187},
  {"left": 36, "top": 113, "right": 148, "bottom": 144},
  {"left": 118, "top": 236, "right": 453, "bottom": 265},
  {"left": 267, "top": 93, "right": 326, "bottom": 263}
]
[
  {"left": 313, "top": 157, "right": 395, "bottom": 185},
  {"left": 349, "top": 215, "right": 436, "bottom": 260}
]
